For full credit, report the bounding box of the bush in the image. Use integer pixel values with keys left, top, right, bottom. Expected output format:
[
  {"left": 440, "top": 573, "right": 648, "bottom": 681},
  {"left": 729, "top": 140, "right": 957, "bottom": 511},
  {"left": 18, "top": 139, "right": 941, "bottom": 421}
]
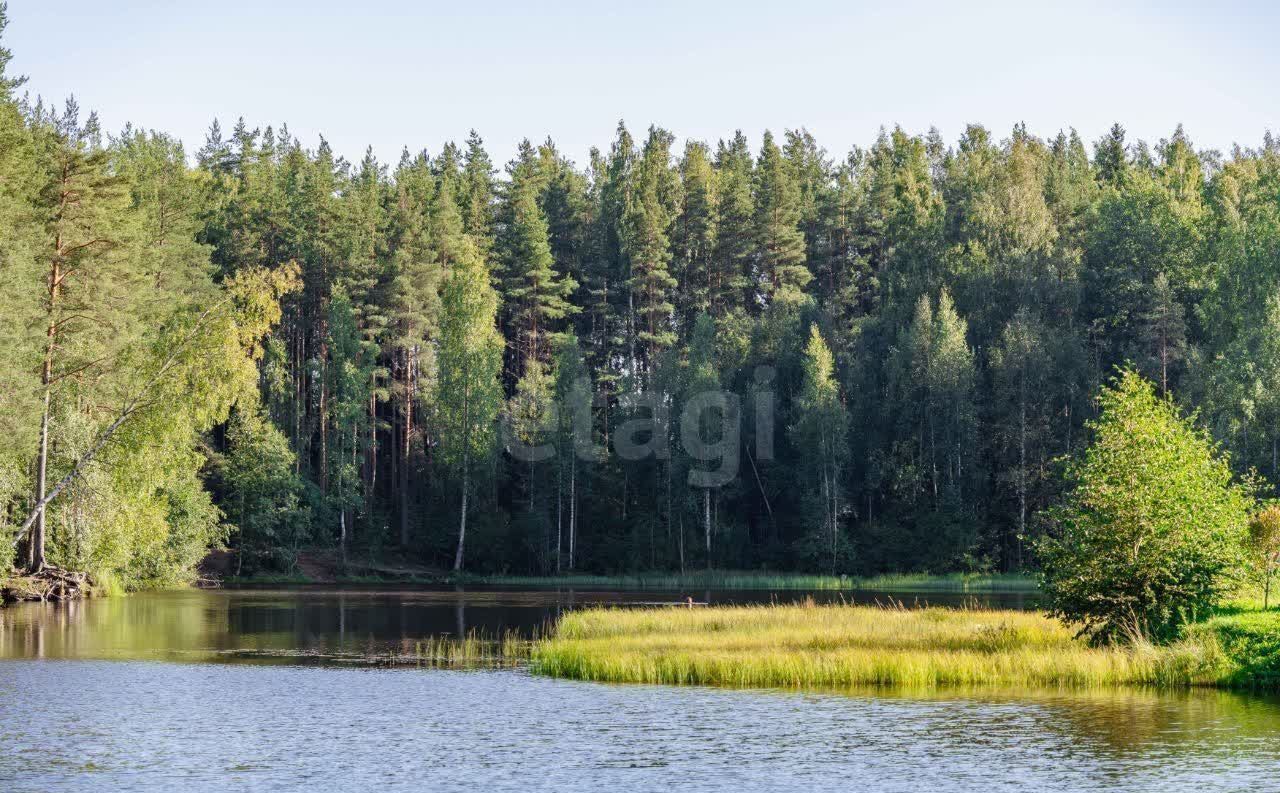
[{"left": 1038, "top": 369, "right": 1253, "bottom": 644}]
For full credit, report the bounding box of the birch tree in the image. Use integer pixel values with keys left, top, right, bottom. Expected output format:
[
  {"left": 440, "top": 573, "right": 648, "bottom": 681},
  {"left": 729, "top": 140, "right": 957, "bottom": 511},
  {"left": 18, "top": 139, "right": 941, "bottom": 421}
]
[
  {"left": 437, "top": 240, "right": 503, "bottom": 572},
  {"left": 792, "top": 324, "right": 849, "bottom": 572}
]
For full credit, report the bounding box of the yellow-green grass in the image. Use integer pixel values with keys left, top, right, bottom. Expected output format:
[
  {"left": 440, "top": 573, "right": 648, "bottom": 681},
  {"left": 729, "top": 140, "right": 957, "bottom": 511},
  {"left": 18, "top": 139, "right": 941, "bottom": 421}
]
[
  {"left": 409, "top": 631, "right": 535, "bottom": 669},
  {"left": 530, "top": 602, "right": 1238, "bottom": 690}
]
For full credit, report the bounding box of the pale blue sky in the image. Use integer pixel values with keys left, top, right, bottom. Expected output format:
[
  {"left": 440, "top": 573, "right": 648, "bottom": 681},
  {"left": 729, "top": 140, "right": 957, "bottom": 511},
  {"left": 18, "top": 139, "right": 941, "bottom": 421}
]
[{"left": 5, "top": 0, "right": 1277, "bottom": 168}]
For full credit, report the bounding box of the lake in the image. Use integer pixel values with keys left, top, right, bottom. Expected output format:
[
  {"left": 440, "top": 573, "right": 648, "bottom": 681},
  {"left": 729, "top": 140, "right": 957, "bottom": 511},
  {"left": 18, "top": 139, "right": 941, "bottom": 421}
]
[{"left": 1, "top": 587, "right": 1278, "bottom": 792}]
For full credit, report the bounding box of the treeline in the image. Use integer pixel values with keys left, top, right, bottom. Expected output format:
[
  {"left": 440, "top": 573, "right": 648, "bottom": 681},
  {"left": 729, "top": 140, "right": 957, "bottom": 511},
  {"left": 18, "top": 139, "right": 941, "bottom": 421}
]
[{"left": 4, "top": 15, "right": 1280, "bottom": 582}]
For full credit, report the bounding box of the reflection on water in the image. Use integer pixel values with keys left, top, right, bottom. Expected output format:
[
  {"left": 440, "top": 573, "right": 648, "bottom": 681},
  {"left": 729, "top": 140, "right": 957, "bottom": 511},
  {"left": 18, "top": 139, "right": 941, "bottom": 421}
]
[
  {"left": 0, "top": 662, "right": 1277, "bottom": 792},
  {"left": 2, "top": 588, "right": 1277, "bottom": 792},
  {"left": 0, "top": 586, "right": 1037, "bottom": 663}
]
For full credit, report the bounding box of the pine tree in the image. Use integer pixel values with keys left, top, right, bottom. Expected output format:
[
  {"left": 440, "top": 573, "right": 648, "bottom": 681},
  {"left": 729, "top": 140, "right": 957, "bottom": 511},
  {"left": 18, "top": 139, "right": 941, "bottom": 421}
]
[
  {"left": 1044, "top": 128, "right": 1096, "bottom": 283},
  {"left": 712, "top": 131, "right": 754, "bottom": 316},
  {"left": 24, "top": 101, "right": 141, "bottom": 571},
  {"left": 673, "top": 140, "right": 718, "bottom": 329},
  {"left": 623, "top": 125, "right": 681, "bottom": 382},
  {"left": 1094, "top": 123, "right": 1129, "bottom": 188},
  {"left": 754, "top": 130, "right": 812, "bottom": 308},
  {"left": 536, "top": 138, "right": 591, "bottom": 305},
  {"left": 459, "top": 130, "right": 496, "bottom": 255},
  {"left": 582, "top": 125, "right": 634, "bottom": 430},
  {"left": 385, "top": 149, "right": 441, "bottom": 547},
  {"left": 783, "top": 128, "right": 830, "bottom": 277},
  {"left": 1142, "top": 272, "right": 1186, "bottom": 395},
  {"left": 500, "top": 140, "right": 578, "bottom": 369}
]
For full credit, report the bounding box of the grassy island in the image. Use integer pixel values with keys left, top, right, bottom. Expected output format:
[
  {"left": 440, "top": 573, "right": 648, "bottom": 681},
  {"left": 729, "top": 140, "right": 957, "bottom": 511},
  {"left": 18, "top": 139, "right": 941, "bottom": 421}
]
[{"left": 529, "top": 603, "right": 1280, "bottom": 691}]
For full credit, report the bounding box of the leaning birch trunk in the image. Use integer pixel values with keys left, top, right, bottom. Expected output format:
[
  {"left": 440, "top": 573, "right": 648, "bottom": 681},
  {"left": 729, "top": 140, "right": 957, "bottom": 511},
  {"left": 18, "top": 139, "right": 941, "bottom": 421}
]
[
  {"left": 15, "top": 406, "right": 135, "bottom": 547},
  {"left": 13, "top": 280, "right": 283, "bottom": 561}
]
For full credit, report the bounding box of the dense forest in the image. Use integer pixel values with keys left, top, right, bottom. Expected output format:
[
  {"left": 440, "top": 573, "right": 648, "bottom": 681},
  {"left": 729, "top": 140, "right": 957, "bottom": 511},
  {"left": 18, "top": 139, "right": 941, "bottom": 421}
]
[{"left": 3, "top": 15, "right": 1280, "bottom": 585}]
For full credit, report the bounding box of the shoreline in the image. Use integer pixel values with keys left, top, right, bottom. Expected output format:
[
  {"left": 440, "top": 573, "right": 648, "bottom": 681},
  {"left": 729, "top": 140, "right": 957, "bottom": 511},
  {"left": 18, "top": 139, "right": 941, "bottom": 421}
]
[{"left": 215, "top": 568, "right": 1039, "bottom": 593}]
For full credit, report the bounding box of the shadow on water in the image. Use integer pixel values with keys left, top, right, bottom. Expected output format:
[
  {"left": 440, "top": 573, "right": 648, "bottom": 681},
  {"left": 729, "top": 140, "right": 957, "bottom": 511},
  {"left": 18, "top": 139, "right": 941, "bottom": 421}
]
[{"left": 0, "top": 586, "right": 1037, "bottom": 664}]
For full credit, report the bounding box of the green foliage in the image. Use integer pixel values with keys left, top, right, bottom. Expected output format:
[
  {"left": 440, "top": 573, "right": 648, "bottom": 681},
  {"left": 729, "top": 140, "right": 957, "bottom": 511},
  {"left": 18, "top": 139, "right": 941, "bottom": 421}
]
[
  {"left": 624, "top": 125, "right": 681, "bottom": 375},
  {"left": 7, "top": 12, "right": 1280, "bottom": 583},
  {"left": 754, "top": 131, "right": 811, "bottom": 307},
  {"left": 220, "top": 406, "right": 309, "bottom": 572},
  {"left": 1246, "top": 504, "right": 1280, "bottom": 608},
  {"left": 437, "top": 243, "right": 504, "bottom": 473},
  {"left": 790, "top": 325, "right": 850, "bottom": 571},
  {"left": 1185, "top": 610, "right": 1280, "bottom": 688},
  {"left": 437, "top": 239, "right": 504, "bottom": 570},
  {"left": 500, "top": 141, "right": 578, "bottom": 367},
  {"left": 1039, "top": 370, "right": 1254, "bottom": 643}
]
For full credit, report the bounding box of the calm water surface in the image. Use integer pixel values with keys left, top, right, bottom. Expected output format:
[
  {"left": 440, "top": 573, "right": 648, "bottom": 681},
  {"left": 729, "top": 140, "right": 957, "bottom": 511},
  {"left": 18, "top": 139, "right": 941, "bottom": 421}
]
[{"left": 1, "top": 587, "right": 1278, "bottom": 792}]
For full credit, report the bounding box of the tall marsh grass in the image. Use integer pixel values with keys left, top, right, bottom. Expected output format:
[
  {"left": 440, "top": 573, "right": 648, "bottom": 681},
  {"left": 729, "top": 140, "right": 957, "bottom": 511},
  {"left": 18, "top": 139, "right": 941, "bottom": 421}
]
[
  {"left": 411, "top": 630, "right": 536, "bottom": 669},
  {"left": 531, "top": 602, "right": 1230, "bottom": 690}
]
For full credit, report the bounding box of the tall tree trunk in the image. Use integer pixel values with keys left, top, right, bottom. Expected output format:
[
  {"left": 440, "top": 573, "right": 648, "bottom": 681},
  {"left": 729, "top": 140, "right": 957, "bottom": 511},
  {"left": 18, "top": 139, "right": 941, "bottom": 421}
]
[
  {"left": 1018, "top": 370, "right": 1027, "bottom": 569},
  {"left": 30, "top": 388, "right": 51, "bottom": 571},
  {"left": 821, "top": 441, "right": 833, "bottom": 573},
  {"left": 678, "top": 513, "right": 684, "bottom": 574},
  {"left": 453, "top": 448, "right": 470, "bottom": 572},
  {"left": 555, "top": 454, "right": 563, "bottom": 574},
  {"left": 30, "top": 254, "right": 62, "bottom": 572},
  {"left": 828, "top": 438, "right": 839, "bottom": 574},
  {"left": 704, "top": 488, "right": 712, "bottom": 569},
  {"left": 399, "top": 348, "right": 415, "bottom": 549},
  {"left": 294, "top": 323, "right": 303, "bottom": 471},
  {"left": 319, "top": 362, "right": 329, "bottom": 493},
  {"left": 339, "top": 509, "right": 347, "bottom": 566},
  {"left": 568, "top": 452, "right": 577, "bottom": 571},
  {"left": 368, "top": 392, "right": 378, "bottom": 513}
]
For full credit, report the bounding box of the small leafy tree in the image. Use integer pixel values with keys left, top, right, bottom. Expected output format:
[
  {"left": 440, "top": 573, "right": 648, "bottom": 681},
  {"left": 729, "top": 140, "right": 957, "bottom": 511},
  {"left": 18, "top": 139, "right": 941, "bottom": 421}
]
[
  {"left": 1038, "top": 369, "right": 1253, "bottom": 643},
  {"left": 222, "top": 406, "right": 309, "bottom": 574},
  {"left": 1248, "top": 504, "right": 1280, "bottom": 609},
  {"left": 791, "top": 324, "right": 850, "bottom": 573}
]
